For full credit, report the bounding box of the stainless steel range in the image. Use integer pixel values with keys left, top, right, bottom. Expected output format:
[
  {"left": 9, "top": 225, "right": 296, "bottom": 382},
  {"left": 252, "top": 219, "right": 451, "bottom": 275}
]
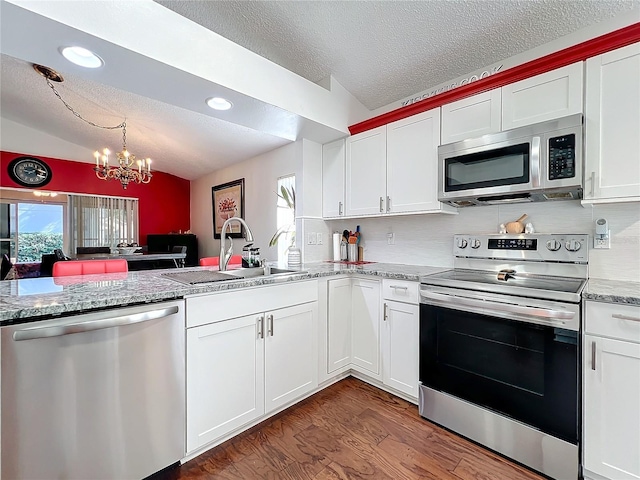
[{"left": 419, "top": 233, "right": 588, "bottom": 480}]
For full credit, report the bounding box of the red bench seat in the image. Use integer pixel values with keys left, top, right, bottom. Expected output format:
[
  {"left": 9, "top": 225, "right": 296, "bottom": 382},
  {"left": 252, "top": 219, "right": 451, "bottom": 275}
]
[{"left": 52, "top": 259, "right": 129, "bottom": 277}]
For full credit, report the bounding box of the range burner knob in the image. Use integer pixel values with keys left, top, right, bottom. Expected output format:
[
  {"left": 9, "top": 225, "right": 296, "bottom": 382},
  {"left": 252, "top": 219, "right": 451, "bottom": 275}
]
[
  {"left": 457, "top": 238, "right": 468, "bottom": 249},
  {"left": 546, "top": 239, "right": 562, "bottom": 251},
  {"left": 565, "top": 239, "right": 582, "bottom": 252},
  {"left": 470, "top": 238, "right": 481, "bottom": 249}
]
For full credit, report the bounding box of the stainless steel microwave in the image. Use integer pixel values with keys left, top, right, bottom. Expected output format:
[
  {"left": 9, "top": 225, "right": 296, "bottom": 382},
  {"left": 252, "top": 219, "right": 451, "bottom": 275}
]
[{"left": 438, "top": 114, "right": 583, "bottom": 207}]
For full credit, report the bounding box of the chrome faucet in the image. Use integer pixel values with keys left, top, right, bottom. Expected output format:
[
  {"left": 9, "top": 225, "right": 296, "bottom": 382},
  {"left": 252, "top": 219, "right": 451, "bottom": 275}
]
[{"left": 219, "top": 216, "right": 254, "bottom": 271}]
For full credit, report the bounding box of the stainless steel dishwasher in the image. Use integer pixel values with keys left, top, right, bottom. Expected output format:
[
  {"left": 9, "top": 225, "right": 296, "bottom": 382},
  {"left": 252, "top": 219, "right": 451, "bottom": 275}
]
[{"left": 1, "top": 300, "right": 185, "bottom": 480}]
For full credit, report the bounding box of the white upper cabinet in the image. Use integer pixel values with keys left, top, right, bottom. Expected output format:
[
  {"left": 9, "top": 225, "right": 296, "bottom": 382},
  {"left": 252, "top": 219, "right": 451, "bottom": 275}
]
[
  {"left": 343, "top": 108, "right": 453, "bottom": 218},
  {"left": 441, "top": 63, "right": 583, "bottom": 144},
  {"left": 441, "top": 89, "right": 502, "bottom": 144},
  {"left": 502, "top": 62, "right": 584, "bottom": 130},
  {"left": 345, "top": 125, "right": 387, "bottom": 216},
  {"left": 322, "top": 139, "right": 346, "bottom": 218},
  {"left": 584, "top": 43, "right": 640, "bottom": 203},
  {"left": 387, "top": 108, "right": 444, "bottom": 213}
]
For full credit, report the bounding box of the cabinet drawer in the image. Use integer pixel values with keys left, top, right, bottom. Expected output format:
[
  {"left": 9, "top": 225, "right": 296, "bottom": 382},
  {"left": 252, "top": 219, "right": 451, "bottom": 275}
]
[
  {"left": 382, "top": 279, "right": 419, "bottom": 304},
  {"left": 186, "top": 280, "right": 318, "bottom": 328},
  {"left": 585, "top": 301, "right": 640, "bottom": 343}
]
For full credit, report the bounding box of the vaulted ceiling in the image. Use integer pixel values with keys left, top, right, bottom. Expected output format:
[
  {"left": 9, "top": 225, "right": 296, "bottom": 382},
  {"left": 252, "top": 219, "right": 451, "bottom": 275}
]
[{"left": 1, "top": 1, "right": 637, "bottom": 180}]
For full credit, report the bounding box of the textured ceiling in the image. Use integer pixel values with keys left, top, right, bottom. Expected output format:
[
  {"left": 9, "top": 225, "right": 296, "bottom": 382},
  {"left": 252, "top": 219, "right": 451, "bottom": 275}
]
[
  {"left": 157, "top": 0, "right": 637, "bottom": 110},
  {"left": 0, "top": 1, "right": 637, "bottom": 180}
]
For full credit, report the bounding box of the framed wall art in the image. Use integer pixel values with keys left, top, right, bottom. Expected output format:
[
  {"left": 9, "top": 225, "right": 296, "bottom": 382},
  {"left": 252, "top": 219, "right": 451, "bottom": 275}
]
[{"left": 212, "top": 178, "right": 245, "bottom": 239}]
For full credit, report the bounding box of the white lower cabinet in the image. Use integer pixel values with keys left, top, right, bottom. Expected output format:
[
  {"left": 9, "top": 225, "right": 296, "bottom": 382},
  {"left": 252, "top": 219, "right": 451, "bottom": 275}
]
[
  {"left": 382, "top": 300, "right": 419, "bottom": 399},
  {"left": 351, "top": 278, "right": 381, "bottom": 377},
  {"left": 326, "top": 277, "right": 381, "bottom": 378},
  {"left": 583, "top": 301, "right": 640, "bottom": 480},
  {"left": 186, "top": 314, "right": 264, "bottom": 453},
  {"left": 264, "top": 302, "right": 318, "bottom": 413},
  {"left": 327, "top": 277, "right": 352, "bottom": 373},
  {"left": 381, "top": 279, "right": 420, "bottom": 400},
  {"left": 185, "top": 282, "right": 318, "bottom": 454}
]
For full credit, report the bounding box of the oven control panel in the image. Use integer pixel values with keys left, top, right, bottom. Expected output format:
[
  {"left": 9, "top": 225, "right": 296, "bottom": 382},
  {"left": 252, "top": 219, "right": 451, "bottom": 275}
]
[{"left": 453, "top": 234, "right": 589, "bottom": 263}]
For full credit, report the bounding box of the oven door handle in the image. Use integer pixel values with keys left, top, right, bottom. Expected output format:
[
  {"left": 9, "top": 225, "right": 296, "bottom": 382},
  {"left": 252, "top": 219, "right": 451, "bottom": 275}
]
[{"left": 420, "top": 290, "right": 576, "bottom": 321}]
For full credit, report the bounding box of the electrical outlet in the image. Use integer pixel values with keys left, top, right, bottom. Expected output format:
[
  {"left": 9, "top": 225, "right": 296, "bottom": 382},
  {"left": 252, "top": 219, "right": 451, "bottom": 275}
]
[
  {"left": 316, "top": 233, "right": 323, "bottom": 245},
  {"left": 387, "top": 232, "right": 395, "bottom": 245},
  {"left": 594, "top": 236, "right": 610, "bottom": 249},
  {"left": 307, "top": 232, "right": 316, "bottom": 245}
]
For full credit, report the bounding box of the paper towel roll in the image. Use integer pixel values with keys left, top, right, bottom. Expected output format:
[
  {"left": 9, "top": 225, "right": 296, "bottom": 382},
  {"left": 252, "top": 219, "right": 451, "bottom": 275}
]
[{"left": 332, "top": 232, "right": 341, "bottom": 261}]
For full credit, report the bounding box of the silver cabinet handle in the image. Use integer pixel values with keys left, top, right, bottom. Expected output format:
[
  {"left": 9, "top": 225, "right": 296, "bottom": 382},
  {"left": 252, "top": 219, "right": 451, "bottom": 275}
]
[
  {"left": 379, "top": 196, "right": 384, "bottom": 213},
  {"left": 590, "top": 171, "right": 595, "bottom": 197},
  {"left": 13, "top": 305, "right": 179, "bottom": 341},
  {"left": 383, "top": 303, "right": 388, "bottom": 322},
  {"left": 386, "top": 196, "right": 391, "bottom": 213},
  {"left": 531, "top": 136, "right": 541, "bottom": 187},
  {"left": 257, "top": 315, "right": 264, "bottom": 339},
  {"left": 338, "top": 201, "right": 343, "bottom": 216},
  {"left": 267, "top": 314, "right": 274, "bottom": 337},
  {"left": 612, "top": 313, "right": 640, "bottom": 323},
  {"left": 591, "top": 340, "right": 597, "bottom": 371},
  {"left": 390, "top": 285, "right": 408, "bottom": 291}
]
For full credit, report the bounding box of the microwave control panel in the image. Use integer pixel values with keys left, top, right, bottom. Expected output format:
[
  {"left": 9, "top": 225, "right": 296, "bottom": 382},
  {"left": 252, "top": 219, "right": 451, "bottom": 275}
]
[{"left": 548, "top": 134, "right": 576, "bottom": 180}]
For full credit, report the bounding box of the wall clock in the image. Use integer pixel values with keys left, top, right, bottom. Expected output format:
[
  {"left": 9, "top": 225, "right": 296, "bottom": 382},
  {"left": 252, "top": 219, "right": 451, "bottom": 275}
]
[{"left": 7, "top": 156, "right": 52, "bottom": 188}]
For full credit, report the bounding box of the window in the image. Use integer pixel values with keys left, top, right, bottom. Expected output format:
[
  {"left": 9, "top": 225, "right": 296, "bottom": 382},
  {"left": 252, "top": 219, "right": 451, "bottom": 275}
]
[
  {"left": 275, "top": 175, "right": 295, "bottom": 263},
  {"left": 0, "top": 200, "right": 64, "bottom": 263},
  {"left": 68, "top": 195, "right": 139, "bottom": 254}
]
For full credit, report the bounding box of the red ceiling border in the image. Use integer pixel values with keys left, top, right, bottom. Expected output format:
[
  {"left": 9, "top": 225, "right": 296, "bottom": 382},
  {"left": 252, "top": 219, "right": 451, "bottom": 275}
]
[{"left": 349, "top": 22, "right": 640, "bottom": 135}]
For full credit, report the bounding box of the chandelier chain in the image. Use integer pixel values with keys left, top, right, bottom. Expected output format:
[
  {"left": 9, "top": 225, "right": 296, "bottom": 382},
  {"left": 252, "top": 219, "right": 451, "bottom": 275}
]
[{"left": 46, "top": 78, "right": 125, "bottom": 130}]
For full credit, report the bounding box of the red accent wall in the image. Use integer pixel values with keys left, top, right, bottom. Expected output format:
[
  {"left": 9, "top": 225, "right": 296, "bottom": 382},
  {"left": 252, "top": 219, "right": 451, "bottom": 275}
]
[
  {"left": 350, "top": 22, "right": 640, "bottom": 135},
  {"left": 1, "top": 151, "right": 190, "bottom": 245}
]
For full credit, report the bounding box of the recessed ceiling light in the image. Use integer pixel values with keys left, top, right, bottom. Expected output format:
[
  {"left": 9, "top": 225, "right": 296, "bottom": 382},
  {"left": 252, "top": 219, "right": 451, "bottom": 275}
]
[
  {"left": 60, "top": 46, "right": 103, "bottom": 68},
  {"left": 206, "top": 97, "right": 233, "bottom": 111}
]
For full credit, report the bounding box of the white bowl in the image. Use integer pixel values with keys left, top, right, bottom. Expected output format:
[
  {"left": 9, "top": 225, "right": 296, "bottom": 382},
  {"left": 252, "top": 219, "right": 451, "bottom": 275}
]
[{"left": 117, "top": 247, "right": 139, "bottom": 255}]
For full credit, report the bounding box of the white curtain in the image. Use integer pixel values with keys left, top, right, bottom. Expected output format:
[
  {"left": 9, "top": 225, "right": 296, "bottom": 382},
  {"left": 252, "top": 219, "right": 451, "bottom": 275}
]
[{"left": 67, "top": 194, "right": 139, "bottom": 253}]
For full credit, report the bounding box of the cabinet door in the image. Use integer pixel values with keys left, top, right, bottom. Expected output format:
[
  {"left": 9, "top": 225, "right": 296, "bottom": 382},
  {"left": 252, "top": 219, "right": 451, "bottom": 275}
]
[
  {"left": 585, "top": 43, "right": 640, "bottom": 201},
  {"left": 322, "top": 139, "right": 346, "bottom": 218},
  {"left": 186, "top": 315, "right": 264, "bottom": 453},
  {"left": 386, "top": 108, "right": 442, "bottom": 213},
  {"left": 502, "top": 62, "right": 583, "bottom": 130},
  {"left": 327, "top": 278, "right": 352, "bottom": 373},
  {"left": 382, "top": 300, "right": 419, "bottom": 399},
  {"left": 346, "top": 125, "right": 387, "bottom": 216},
  {"left": 441, "top": 90, "right": 501, "bottom": 144},
  {"left": 264, "top": 302, "right": 318, "bottom": 413},
  {"left": 583, "top": 335, "right": 640, "bottom": 480},
  {"left": 351, "top": 279, "right": 380, "bottom": 376}
]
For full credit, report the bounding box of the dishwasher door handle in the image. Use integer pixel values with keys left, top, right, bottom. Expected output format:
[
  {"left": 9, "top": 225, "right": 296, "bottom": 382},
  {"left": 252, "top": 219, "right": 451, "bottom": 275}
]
[{"left": 13, "top": 305, "right": 180, "bottom": 341}]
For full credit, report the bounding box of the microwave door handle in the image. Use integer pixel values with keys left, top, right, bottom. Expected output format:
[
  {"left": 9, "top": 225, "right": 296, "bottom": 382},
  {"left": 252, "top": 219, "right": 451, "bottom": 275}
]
[{"left": 531, "top": 136, "right": 541, "bottom": 188}]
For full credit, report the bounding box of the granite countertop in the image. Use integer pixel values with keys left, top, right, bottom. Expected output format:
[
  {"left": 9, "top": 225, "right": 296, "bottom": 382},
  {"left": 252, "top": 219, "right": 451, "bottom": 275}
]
[
  {"left": 5, "top": 262, "right": 637, "bottom": 326},
  {"left": 582, "top": 278, "right": 640, "bottom": 306},
  {"left": 0, "top": 262, "right": 447, "bottom": 326}
]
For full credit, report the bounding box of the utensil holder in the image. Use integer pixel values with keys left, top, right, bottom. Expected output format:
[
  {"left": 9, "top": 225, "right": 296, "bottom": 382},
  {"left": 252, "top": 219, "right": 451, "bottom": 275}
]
[{"left": 348, "top": 244, "right": 357, "bottom": 262}]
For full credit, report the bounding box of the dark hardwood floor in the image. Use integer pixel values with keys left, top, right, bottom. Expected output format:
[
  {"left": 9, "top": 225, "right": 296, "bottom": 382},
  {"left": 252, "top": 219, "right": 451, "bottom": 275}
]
[{"left": 159, "top": 377, "right": 545, "bottom": 479}]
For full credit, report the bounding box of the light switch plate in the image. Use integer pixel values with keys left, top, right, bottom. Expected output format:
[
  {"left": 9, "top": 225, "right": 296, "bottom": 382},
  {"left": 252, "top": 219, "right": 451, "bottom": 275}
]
[
  {"left": 307, "top": 232, "right": 316, "bottom": 245},
  {"left": 316, "top": 233, "right": 323, "bottom": 245}
]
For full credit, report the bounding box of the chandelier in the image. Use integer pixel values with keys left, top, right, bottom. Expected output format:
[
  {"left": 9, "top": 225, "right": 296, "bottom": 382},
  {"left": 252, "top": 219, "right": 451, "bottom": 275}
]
[
  {"left": 93, "top": 122, "right": 152, "bottom": 189},
  {"left": 34, "top": 64, "right": 152, "bottom": 190}
]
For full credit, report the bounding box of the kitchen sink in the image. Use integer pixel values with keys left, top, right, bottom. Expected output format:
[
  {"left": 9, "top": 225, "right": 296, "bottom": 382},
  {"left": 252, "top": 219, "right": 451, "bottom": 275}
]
[
  {"left": 223, "top": 266, "right": 304, "bottom": 278},
  {"left": 162, "top": 267, "right": 306, "bottom": 285}
]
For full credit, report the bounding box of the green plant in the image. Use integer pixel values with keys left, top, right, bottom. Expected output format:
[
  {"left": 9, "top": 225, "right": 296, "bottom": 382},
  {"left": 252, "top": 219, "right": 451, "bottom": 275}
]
[{"left": 269, "top": 184, "right": 296, "bottom": 247}]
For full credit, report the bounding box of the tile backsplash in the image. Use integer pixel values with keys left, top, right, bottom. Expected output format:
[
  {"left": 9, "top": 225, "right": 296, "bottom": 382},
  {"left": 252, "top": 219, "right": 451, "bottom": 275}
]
[{"left": 323, "top": 200, "right": 640, "bottom": 282}]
